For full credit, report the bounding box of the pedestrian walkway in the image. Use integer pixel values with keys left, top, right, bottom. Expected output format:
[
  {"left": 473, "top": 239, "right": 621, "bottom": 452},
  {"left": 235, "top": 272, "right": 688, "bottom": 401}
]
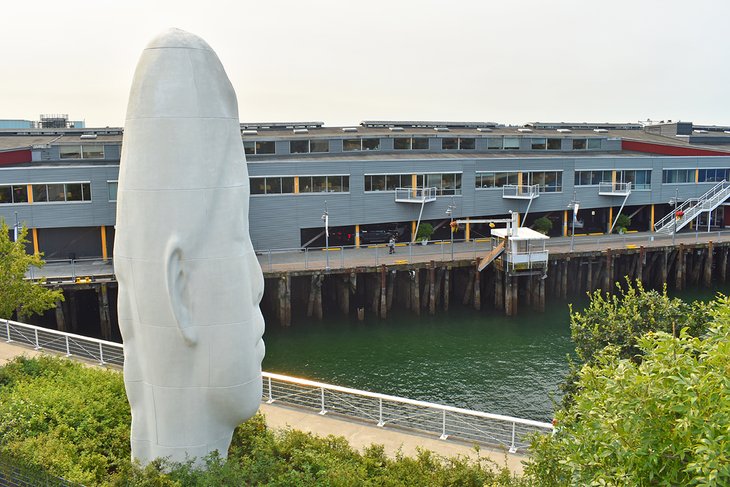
[{"left": 0, "top": 340, "right": 526, "bottom": 473}]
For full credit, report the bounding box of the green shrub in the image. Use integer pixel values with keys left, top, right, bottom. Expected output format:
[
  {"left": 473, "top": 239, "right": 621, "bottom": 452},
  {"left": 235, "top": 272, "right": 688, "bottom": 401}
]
[
  {"left": 532, "top": 217, "right": 552, "bottom": 235},
  {"left": 614, "top": 213, "right": 631, "bottom": 233},
  {"left": 416, "top": 222, "right": 434, "bottom": 242}
]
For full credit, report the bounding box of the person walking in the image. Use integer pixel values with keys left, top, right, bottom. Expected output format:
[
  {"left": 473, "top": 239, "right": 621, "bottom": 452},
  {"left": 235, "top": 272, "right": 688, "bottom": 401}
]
[{"left": 388, "top": 235, "right": 396, "bottom": 254}]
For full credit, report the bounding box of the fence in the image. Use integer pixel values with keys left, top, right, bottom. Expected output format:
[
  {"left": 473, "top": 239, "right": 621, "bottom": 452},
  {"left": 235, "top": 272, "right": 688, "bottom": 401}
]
[
  {"left": 2, "top": 319, "right": 553, "bottom": 453},
  {"left": 0, "top": 452, "right": 78, "bottom": 487}
]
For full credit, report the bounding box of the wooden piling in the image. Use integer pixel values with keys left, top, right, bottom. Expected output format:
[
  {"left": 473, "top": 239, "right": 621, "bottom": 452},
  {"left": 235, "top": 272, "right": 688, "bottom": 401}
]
[
  {"left": 429, "top": 262, "right": 436, "bottom": 315},
  {"left": 675, "top": 244, "right": 685, "bottom": 290},
  {"left": 722, "top": 246, "right": 728, "bottom": 283},
  {"left": 561, "top": 259, "right": 568, "bottom": 299},
  {"left": 386, "top": 269, "right": 396, "bottom": 311},
  {"left": 379, "top": 265, "right": 387, "bottom": 319},
  {"left": 704, "top": 241, "right": 713, "bottom": 287},
  {"left": 495, "top": 268, "right": 504, "bottom": 311},
  {"left": 473, "top": 261, "right": 481, "bottom": 311},
  {"left": 463, "top": 268, "right": 474, "bottom": 306},
  {"left": 97, "top": 283, "right": 111, "bottom": 340},
  {"left": 55, "top": 300, "right": 66, "bottom": 332},
  {"left": 443, "top": 266, "right": 451, "bottom": 311},
  {"left": 412, "top": 269, "right": 420, "bottom": 315}
]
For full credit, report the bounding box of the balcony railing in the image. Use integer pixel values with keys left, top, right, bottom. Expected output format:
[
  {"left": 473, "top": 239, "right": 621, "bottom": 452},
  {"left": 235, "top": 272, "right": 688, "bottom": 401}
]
[
  {"left": 502, "top": 184, "right": 539, "bottom": 199},
  {"left": 394, "top": 187, "right": 437, "bottom": 203},
  {"left": 598, "top": 181, "right": 632, "bottom": 195}
]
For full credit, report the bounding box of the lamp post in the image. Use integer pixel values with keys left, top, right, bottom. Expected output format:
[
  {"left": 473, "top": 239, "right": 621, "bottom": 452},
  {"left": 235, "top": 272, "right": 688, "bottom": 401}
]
[
  {"left": 446, "top": 197, "right": 456, "bottom": 261},
  {"left": 13, "top": 211, "right": 19, "bottom": 242},
  {"left": 322, "top": 201, "right": 330, "bottom": 270},
  {"left": 568, "top": 191, "right": 579, "bottom": 252},
  {"left": 669, "top": 187, "right": 679, "bottom": 246}
]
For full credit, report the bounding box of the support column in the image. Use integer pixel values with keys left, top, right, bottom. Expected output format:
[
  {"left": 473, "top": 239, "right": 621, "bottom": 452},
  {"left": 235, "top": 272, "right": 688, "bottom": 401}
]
[
  {"left": 100, "top": 226, "right": 108, "bottom": 260},
  {"left": 704, "top": 241, "right": 714, "bottom": 287},
  {"left": 586, "top": 259, "right": 593, "bottom": 293},
  {"left": 278, "top": 275, "right": 291, "bottom": 326},
  {"left": 428, "top": 262, "right": 436, "bottom": 315},
  {"left": 68, "top": 291, "right": 78, "bottom": 333},
  {"left": 603, "top": 249, "right": 612, "bottom": 292},
  {"left": 55, "top": 299, "right": 66, "bottom": 332},
  {"left": 538, "top": 277, "right": 545, "bottom": 312},
  {"left": 650, "top": 205, "right": 655, "bottom": 232},
  {"left": 563, "top": 210, "right": 569, "bottom": 237},
  {"left": 379, "top": 265, "right": 387, "bottom": 319},
  {"left": 661, "top": 249, "right": 668, "bottom": 288},
  {"left": 473, "top": 261, "right": 481, "bottom": 311},
  {"left": 32, "top": 228, "right": 39, "bottom": 255},
  {"left": 465, "top": 218, "right": 470, "bottom": 241},
  {"left": 608, "top": 207, "right": 613, "bottom": 234},
  {"left": 340, "top": 275, "right": 349, "bottom": 315},
  {"left": 355, "top": 224, "right": 361, "bottom": 249},
  {"left": 411, "top": 269, "right": 420, "bottom": 315},
  {"left": 495, "top": 268, "right": 504, "bottom": 311},
  {"left": 675, "top": 244, "right": 685, "bottom": 291},
  {"left": 722, "top": 247, "right": 728, "bottom": 283},
  {"left": 97, "top": 283, "right": 111, "bottom": 340},
  {"left": 443, "top": 266, "right": 451, "bottom": 311},
  {"left": 561, "top": 259, "right": 568, "bottom": 299},
  {"left": 386, "top": 270, "right": 396, "bottom": 311}
]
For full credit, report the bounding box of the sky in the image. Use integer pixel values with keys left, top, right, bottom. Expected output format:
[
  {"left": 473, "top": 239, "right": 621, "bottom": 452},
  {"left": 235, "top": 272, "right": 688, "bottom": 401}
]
[{"left": 2, "top": 0, "right": 729, "bottom": 128}]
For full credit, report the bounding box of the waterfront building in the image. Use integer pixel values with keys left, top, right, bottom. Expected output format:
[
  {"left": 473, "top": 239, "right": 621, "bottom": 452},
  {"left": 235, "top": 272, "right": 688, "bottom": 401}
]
[{"left": 2, "top": 119, "right": 730, "bottom": 259}]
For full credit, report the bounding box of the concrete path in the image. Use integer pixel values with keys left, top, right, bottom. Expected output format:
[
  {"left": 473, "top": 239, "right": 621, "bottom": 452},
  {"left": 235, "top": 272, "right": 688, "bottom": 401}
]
[{"left": 0, "top": 340, "right": 527, "bottom": 473}]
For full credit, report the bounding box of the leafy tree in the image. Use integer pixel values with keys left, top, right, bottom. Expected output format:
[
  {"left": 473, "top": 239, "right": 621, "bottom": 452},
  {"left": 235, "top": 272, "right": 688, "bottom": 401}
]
[
  {"left": 570, "top": 279, "right": 710, "bottom": 365},
  {"left": 0, "top": 219, "right": 63, "bottom": 319},
  {"left": 532, "top": 217, "right": 553, "bottom": 235},
  {"left": 525, "top": 298, "right": 730, "bottom": 486},
  {"left": 614, "top": 213, "right": 631, "bottom": 233},
  {"left": 416, "top": 222, "right": 434, "bottom": 242}
]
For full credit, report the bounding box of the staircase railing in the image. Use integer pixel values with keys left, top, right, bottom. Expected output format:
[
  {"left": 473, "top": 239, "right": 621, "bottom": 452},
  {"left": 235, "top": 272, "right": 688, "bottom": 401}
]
[{"left": 654, "top": 181, "right": 730, "bottom": 234}]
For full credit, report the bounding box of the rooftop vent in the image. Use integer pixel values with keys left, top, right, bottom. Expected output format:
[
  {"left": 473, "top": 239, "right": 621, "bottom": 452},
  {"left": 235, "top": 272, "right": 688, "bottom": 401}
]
[
  {"left": 476, "top": 127, "right": 492, "bottom": 132},
  {"left": 242, "top": 130, "right": 258, "bottom": 135},
  {"left": 593, "top": 128, "right": 608, "bottom": 133},
  {"left": 389, "top": 127, "right": 405, "bottom": 132},
  {"left": 342, "top": 127, "right": 358, "bottom": 133},
  {"left": 517, "top": 128, "right": 532, "bottom": 133},
  {"left": 434, "top": 127, "right": 449, "bottom": 132},
  {"left": 556, "top": 128, "right": 572, "bottom": 133},
  {"left": 79, "top": 134, "right": 97, "bottom": 139},
  {"left": 293, "top": 128, "right": 309, "bottom": 134}
]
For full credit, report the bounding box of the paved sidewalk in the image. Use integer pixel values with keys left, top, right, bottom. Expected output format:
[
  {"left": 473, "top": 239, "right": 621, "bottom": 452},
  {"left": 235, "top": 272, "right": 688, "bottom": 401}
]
[{"left": 0, "top": 340, "right": 526, "bottom": 473}]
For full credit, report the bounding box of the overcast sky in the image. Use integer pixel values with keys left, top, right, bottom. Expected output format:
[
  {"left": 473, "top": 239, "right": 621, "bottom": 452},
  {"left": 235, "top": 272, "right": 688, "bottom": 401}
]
[{"left": 2, "top": 0, "right": 729, "bottom": 128}]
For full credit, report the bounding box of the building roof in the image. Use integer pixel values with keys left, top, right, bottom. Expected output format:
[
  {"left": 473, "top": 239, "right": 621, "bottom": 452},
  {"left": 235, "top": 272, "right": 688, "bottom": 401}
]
[{"left": 492, "top": 227, "right": 550, "bottom": 241}]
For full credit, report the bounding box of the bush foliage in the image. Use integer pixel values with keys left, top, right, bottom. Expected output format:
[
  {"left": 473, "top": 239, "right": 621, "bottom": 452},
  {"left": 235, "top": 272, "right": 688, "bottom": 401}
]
[{"left": 0, "top": 356, "right": 525, "bottom": 486}]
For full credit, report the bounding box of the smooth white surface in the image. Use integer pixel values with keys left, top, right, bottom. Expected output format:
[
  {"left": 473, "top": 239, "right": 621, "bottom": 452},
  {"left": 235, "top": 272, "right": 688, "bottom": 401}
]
[{"left": 115, "top": 28, "right": 264, "bottom": 466}]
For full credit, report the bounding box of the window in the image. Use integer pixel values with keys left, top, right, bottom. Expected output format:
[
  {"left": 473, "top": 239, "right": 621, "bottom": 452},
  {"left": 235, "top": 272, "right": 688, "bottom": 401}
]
[
  {"left": 299, "top": 175, "right": 349, "bottom": 193},
  {"left": 698, "top": 168, "right": 730, "bottom": 183},
  {"left": 108, "top": 181, "right": 118, "bottom": 201},
  {"left": 587, "top": 138, "right": 602, "bottom": 150},
  {"left": 31, "top": 182, "right": 91, "bottom": 202},
  {"left": 250, "top": 177, "right": 296, "bottom": 195},
  {"left": 475, "top": 172, "right": 496, "bottom": 188},
  {"left": 547, "top": 138, "right": 561, "bottom": 150},
  {"left": 574, "top": 170, "right": 612, "bottom": 186},
  {"left": 365, "top": 174, "right": 411, "bottom": 192},
  {"left": 310, "top": 140, "right": 330, "bottom": 153},
  {"left": 503, "top": 137, "right": 520, "bottom": 150},
  {"left": 0, "top": 185, "right": 28, "bottom": 204},
  {"left": 618, "top": 170, "right": 651, "bottom": 190},
  {"left": 416, "top": 173, "right": 462, "bottom": 195},
  {"left": 494, "top": 172, "right": 519, "bottom": 187},
  {"left": 487, "top": 138, "right": 503, "bottom": 150},
  {"left": 525, "top": 171, "right": 563, "bottom": 192},
  {"left": 59, "top": 145, "right": 104, "bottom": 159},
  {"left": 441, "top": 138, "right": 475, "bottom": 150},
  {"left": 244, "top": 141, "right": 276, "bottom": 155},
  {"left": 663, "top": 169, "right": 694, "bottom": 184},
  {"left": 343, "top": 138, "right": 380, "bottom": 152},
  {"left": 531, "top": 138, "right": 547, "bottom": 150},
  {"left": 394, "top": 138, "right": 429, "bottom": 150},
  {"left": 572, "top": 139, "right": 587, "bottom": 150},
  {"left": 290, "top": 140, "right": 310, "bottom": 154}
]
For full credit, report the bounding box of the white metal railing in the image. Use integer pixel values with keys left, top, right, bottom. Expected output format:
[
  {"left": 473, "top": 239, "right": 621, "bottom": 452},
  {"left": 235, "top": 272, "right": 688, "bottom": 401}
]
[
  {"left": 502, "top": 184, "right": 539, "bottom": 199},
  {"left": 2, "top": 319, "right": 553, "bottom": 453},
  {"left": 654, "top": 181, "right": 730, "bottom": 234},
  {"left": 504, "top": 250, "right": 550, "bottom": 272},
  {"left": 394, "top": 187, "right": 437, "bottom": 203},
  {"left": 598, "top": 181, "right": 632, "bottom": 195},
  {"left": 262, "top": 372, "right": 552, "bottom": 452}
]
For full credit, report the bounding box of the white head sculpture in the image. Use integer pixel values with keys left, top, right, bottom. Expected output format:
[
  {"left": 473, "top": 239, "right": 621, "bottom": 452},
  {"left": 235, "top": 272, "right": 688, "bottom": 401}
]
[{"left": 115, "top": 28, "right": 264, "bottom": 465}]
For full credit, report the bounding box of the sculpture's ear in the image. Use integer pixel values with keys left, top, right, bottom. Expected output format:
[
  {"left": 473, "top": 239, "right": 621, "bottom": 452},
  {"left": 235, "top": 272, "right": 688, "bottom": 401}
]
[{"left": 165, "top": 238, "right": 197, "bottom": 346}]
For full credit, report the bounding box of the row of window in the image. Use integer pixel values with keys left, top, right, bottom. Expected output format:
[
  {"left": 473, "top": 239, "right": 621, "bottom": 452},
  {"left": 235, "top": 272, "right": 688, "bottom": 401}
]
[
  {"left": 59, "top": 145, "right": 105, "bottom": 159},
  {"left": 365, "top": 173, "right": 463, "bottom": 195},
  {"left": 574, "top": 170, "right": 652, "bottom": 190},
  {"left": 251, "top": 176, "right": 350, "bottom": 195},
  {"left": 241, "top": 136, "right": 606, "bottom": 156},
  {"left": 0, "top": 183, "right": 92, "bottom": 204},
  {"left": 475, "top": 171, "right": 563, "bottom": 192},
  {"left": 662, "top": 168, "right": 730, "bottom": 184}
]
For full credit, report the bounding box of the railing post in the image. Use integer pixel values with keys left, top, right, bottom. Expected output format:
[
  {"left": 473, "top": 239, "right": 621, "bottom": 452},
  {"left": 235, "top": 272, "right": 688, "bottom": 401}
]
[
  {"left": 319, "top": 387, "right": 327, "bottom": 415},
  {"left": 5, "top": 319, "right": 10, "bottom": 342},
  {"left": 65, "top": 336, "right": 70, "bottom": 356},
  {"left": 375, "top": 245, "right": 379, "bottom": 266},
  {"left": 99, "top": 342, "right": 105, "bottom": 365},
  {"left": 377, "top": 398, "right": 384, "bottom": 427},
  {"left": 34, "top": 329, "right": 40, "bottom": 350},
  {"left": 267, "top": 376, "right": 273, "bottom": 403},
  {"left": 71, "top": 259, "right": 76, "bottom": 280},
  {"left": 440, "top": 409, "right": 448, "bottom": 440},
  {"left": 509, "top": 422, "right": 517, "bottom": 453},
  {"left": 304, "top": 248, "right": 309, "bottom": 269}
]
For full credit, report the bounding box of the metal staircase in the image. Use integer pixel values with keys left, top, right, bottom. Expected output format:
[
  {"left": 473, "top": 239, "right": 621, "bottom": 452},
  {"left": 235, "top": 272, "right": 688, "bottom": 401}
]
[{"left": 654, "top": 180, "right": 730, "bottom": 234}]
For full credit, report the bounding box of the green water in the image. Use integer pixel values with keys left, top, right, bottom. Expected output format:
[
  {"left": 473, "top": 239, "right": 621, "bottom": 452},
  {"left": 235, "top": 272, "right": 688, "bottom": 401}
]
[{"left": 262, "top": 286, "right": 729, "bottom": 422}]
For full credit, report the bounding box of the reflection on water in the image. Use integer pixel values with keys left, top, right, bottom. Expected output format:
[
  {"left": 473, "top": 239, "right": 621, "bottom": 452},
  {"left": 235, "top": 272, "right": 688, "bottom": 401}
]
[{"left": 263, "top": 285, "right": 728, "bottom": 422}]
